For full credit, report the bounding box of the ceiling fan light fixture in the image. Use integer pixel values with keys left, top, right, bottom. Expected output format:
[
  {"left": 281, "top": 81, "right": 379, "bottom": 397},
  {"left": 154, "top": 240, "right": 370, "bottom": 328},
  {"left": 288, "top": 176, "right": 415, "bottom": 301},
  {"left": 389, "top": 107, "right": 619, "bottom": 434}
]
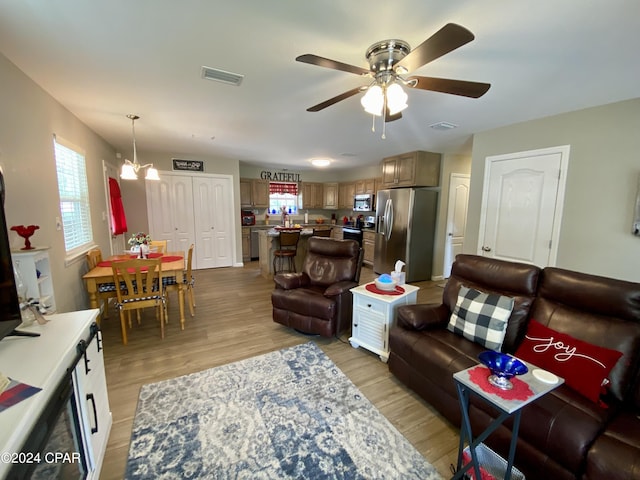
[
  {"left": 361, "top": 85, "right": 384, "bottom": 116},
  {"left": 386, "top": 83, "right": 408, "bottom": 115}
]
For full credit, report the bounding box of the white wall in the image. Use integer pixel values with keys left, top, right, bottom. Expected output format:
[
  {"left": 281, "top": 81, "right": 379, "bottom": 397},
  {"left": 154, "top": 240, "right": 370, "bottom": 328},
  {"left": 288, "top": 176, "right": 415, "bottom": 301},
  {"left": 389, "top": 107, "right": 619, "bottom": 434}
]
[
  {"left": 0, "top": 53, "right": 116, "bottom": 312},
  {"left": 467, "top": 98, "right": 640, "bottom": 282}
]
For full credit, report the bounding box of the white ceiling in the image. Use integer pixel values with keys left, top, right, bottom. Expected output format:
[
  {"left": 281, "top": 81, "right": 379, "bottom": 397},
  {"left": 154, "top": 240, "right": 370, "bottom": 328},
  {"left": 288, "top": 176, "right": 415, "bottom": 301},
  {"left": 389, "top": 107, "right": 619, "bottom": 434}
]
[{"left": 1, "top": 1, "right": 639, "bottom": 171}]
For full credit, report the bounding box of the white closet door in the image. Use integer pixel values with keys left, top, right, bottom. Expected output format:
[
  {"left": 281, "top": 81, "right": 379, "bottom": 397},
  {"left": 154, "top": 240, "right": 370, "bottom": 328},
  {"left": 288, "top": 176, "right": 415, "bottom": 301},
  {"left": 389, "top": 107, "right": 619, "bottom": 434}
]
[
  {"left": 146, "top": 176, "right": 177, "bottom": 246},
  {"left": 171, "top": 175, "right": 195, "bottom": 255},
  {"left": 193, "top": 176, "right": 233, "bottom": 268}
]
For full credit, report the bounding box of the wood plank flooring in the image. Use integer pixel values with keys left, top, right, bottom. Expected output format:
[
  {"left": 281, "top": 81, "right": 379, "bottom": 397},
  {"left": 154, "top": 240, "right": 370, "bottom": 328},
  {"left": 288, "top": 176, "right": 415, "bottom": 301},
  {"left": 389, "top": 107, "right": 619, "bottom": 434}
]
[{"left": 99, "top": 262, "right": 459, "bottom": 479}]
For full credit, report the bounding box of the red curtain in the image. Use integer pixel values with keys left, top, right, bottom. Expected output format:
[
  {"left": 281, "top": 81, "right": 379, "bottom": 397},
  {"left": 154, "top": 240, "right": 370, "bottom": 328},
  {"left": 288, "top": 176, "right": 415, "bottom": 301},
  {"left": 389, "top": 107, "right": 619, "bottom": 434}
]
[
  {"left": 269, "top": 182, "right": 298, "bottom": 195},
  {"left": 108, "top": 177, "right": 128, "bottom": 235}
]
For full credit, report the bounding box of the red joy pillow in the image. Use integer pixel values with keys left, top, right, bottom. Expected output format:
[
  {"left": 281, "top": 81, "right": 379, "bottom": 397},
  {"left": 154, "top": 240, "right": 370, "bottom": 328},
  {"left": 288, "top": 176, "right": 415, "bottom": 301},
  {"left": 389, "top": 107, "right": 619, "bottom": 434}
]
[{"left": 515, "top": 319, "right": 622, "bottom": 404}]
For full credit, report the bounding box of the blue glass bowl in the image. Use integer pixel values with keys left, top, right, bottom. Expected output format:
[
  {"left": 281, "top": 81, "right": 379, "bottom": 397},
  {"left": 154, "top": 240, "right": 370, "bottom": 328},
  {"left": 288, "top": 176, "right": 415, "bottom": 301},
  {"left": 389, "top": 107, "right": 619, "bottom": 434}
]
[{"left": 478, "top": 351, "right": 528, "bottom": 390}]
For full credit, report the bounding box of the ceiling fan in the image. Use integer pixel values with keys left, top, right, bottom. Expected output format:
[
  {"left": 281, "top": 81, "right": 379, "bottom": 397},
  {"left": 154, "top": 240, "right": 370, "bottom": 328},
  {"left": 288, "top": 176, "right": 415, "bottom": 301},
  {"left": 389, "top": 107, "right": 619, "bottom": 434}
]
[{"left": 296, "top": 23, "right": 491, "bottom": 128}]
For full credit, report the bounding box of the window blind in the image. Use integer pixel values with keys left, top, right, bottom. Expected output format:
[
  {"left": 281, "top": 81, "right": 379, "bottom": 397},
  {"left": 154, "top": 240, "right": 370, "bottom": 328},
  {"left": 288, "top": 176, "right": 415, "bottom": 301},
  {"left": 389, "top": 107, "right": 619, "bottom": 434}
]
[{"left": 53, "top": 135, "right": 93, "bottom": 254}]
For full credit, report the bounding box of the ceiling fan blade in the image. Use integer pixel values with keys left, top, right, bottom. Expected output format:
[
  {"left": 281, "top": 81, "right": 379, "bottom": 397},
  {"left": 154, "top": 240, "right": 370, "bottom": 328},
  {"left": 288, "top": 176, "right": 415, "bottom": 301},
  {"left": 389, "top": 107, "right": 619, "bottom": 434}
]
[
  {"left": 385, "top": 111, "right": 402, "bottom": 123},
  {"left": 306, "top": 87, "right": 364, "bottom": 112},
  {"left": 396, "top": 23, "right": 475, "bottom": 73},
  {"left": 409, "top": 76, "right": 491, "bottom": 98},
  {"left": 296, "top": 54, "right": 370, "bottom": 76}
]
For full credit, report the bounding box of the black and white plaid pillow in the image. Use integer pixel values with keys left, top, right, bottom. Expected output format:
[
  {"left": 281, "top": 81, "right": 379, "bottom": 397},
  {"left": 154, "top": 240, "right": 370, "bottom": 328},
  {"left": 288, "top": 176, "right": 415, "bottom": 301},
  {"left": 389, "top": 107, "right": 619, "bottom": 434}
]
[{"left": 447, "top": 286, "right": 514, "bottom": 351}]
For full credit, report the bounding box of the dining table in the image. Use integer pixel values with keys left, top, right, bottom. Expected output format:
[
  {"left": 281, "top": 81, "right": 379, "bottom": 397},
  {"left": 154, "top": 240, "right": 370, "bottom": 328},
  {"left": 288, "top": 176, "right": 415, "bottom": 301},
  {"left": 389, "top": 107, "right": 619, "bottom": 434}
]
[{"left": 82, "top": 251, "right": 187, "bottom": 330}]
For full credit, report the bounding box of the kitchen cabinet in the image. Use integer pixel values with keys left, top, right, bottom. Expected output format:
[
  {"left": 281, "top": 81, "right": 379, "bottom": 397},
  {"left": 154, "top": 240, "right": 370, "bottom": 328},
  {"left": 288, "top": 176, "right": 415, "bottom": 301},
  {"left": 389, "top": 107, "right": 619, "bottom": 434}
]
[
  {"left": 242, "top": 227, "right": 251, "bottom": 262},
  {"left": 380, "top": 151, "right": 441, "bottom": 188},
  {"left": 355, "top": 178, "right": 376, "bottom": 195},
  {"left": 12, "top": 247, "right": 56, "bottom": 313},
  {"left": 240, "top": 178, "right": 269, "bottom": 208},
  {"left": 323, "top": 182, "right": 339, "bottom": 209},
  {"left": 301, "top": 182, "right": 324, "bottom": 209},
  {"left": 338, "top": 182, "right": 355, "bottom": 209},
  {"left": 349, "top": 283, "right": 419, "bottom": 362},
  {"left": 362, "top": 230, "right": 376, "bottom": 266}
]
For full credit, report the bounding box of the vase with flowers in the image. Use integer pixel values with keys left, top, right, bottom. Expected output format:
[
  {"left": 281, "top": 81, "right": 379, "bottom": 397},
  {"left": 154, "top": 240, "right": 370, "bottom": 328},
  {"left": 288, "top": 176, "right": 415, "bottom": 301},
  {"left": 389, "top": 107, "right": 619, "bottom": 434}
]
[{"left": 128, "top": 232, "right": 151, "bottom": 258}]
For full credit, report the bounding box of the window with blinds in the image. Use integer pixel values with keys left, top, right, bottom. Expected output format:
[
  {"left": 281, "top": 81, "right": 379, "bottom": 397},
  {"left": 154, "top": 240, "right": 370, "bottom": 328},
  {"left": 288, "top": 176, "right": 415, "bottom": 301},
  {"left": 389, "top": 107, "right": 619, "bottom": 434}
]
[{"left": 53, "top": 135, "right": 93, "bottom": 255}]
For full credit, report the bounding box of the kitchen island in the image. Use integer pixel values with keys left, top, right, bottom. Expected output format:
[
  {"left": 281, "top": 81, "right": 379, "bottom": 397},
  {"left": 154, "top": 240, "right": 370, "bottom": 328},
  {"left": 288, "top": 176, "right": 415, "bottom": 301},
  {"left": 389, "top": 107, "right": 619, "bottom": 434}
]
[{"left": 258, "top": 227, "right": 332, "bottom": 278}]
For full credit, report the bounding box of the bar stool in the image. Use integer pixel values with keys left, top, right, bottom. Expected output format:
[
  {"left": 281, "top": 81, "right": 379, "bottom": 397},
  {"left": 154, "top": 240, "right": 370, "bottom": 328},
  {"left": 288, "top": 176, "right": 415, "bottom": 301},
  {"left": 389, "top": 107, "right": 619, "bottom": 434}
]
[
  {"left": 312, "top": 227, "right": 332, "bottom": 237},
  {"left": 273, "top": 230, "right": 301, "bottom": 274}
]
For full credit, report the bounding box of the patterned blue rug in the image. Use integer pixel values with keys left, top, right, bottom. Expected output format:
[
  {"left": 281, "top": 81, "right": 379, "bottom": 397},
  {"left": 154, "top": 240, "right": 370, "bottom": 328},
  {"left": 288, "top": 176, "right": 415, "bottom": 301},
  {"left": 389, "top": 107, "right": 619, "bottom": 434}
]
[{"left": 125, "top": 342, "right": 441, "bottom": 479}]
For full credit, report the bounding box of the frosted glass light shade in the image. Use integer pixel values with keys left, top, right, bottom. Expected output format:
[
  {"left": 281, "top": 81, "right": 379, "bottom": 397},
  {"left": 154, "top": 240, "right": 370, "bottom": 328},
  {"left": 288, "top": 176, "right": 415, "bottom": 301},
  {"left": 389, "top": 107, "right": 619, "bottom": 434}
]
[
  {"left": 386, "top": 83, "right": 408, "bottom": 115},
  {"left": 361, "top": 85, "right": 384, "bottom": 116}
]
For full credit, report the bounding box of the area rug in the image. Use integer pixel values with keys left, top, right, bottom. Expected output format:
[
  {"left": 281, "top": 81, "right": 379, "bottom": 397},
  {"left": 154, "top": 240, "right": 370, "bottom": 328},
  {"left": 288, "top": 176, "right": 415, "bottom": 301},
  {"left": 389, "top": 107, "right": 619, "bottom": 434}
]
[{"left": 125, "top": 342, "right": 442, "bottom": 479}]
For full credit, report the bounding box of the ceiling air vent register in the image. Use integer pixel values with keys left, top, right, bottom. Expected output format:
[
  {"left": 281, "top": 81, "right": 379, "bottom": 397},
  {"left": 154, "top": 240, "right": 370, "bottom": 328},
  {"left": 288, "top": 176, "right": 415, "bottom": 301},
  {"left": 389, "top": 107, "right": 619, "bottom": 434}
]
[{"left": 201, "top": 66, "right": 244, "bottom": 86}]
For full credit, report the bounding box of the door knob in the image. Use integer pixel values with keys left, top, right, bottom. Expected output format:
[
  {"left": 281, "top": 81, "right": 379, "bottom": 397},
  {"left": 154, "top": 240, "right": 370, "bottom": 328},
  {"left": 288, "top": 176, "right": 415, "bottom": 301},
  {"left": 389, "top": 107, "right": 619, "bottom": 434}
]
[{"left": 481, "top": 246, "right": 492, "bottom": 252}]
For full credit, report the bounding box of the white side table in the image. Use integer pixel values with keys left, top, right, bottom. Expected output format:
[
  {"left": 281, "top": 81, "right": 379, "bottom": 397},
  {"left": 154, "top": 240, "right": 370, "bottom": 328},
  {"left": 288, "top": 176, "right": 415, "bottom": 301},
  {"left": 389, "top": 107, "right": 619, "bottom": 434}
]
[{"left": 349, "top": 282, "right": 419, "bottom": 362}]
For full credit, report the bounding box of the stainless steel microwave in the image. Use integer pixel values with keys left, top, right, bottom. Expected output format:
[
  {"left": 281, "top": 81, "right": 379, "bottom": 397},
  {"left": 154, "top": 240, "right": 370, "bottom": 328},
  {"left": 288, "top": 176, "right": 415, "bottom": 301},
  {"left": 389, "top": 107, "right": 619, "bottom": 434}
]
[{"left": 354, "top": 193, "right": 374, "bottom": 211}]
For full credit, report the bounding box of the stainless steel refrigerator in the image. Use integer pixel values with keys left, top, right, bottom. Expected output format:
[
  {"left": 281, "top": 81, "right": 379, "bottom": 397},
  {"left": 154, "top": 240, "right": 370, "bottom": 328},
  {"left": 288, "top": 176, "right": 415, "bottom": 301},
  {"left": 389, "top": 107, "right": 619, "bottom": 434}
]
[{"left": 373, "top": 188, "right": 439, "bottom": 282}]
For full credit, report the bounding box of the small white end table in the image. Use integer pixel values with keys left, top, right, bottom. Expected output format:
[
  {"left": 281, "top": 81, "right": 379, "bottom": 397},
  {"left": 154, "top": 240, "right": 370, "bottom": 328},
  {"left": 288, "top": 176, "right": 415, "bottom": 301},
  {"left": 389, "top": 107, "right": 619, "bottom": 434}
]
[{"left": 349, "top": 282, "right": 419, "bottom": 362}]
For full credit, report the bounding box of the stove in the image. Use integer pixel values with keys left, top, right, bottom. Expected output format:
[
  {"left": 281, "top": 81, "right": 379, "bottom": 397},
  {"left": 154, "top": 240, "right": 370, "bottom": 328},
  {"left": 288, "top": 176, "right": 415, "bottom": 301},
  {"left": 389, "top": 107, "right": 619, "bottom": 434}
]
[{"left": 342, "top": 227, "right": 363, "bottom": 245}]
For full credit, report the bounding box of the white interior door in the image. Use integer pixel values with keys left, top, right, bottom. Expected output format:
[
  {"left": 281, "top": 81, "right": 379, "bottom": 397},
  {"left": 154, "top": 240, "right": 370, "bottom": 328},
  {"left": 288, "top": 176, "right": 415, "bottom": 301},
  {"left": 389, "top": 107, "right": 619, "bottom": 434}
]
[
  {"left": 443, "top": 173, "right": 470, "bottom": 278},
  {"left": 146, "top": 176, "right": 177, "bottom": 247},
  {"left": 193, "top": 175, "right": 234, "bottom": 268},
  {"left": 171, "top": 175, "right": 195, "bottom": 254},
  {"left": 478, "top": 145, "right": 569, "bottom": 267}
]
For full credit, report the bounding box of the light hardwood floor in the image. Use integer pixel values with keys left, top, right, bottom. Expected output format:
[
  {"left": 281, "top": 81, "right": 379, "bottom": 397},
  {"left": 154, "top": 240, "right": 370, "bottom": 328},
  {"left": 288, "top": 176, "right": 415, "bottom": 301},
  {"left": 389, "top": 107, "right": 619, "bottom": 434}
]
[{"left": 99, "top": 262, "right": 459, "bottom": 479}]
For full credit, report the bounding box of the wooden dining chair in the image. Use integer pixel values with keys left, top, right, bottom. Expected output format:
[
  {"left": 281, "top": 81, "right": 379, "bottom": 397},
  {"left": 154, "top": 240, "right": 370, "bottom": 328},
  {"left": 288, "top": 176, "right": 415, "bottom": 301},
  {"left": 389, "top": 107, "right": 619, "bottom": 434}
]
[
  {"left": 111, "top": 258, "right": 166, "bottom": 345},
  {"left": 163, "top": 244, "right": 195, "bottom": 318},
  {"left": 86, "top": 248, "right": 118, "bottom": 320},
  {"left": 149, "top": 240, "right": 167, "bottom": 254}
]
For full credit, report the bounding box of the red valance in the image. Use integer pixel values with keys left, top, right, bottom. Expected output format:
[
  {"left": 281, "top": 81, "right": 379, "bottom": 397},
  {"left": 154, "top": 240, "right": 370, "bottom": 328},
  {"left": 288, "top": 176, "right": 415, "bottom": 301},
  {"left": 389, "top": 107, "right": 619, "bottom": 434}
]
[{"left": 269, "top": 182, "right": 298, "bottom": 195}]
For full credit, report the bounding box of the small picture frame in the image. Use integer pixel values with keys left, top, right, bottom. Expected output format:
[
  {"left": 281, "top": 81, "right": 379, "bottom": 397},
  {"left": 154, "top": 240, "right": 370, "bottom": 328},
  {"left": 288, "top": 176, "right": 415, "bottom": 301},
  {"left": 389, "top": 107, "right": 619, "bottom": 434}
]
[{"left": 172, "top": 159, "right": 204, "bottom": 172}]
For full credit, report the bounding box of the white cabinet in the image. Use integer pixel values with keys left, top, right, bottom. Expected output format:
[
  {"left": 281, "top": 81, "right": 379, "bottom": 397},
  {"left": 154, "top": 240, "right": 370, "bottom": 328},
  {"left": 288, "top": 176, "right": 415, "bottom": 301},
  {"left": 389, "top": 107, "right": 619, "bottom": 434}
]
[
  {"left": 74, "top": 326, "right": 111, "bottom": 479},
  {"left": 0, "top": 310, "right": 111, "bottom": 480},
  {"left": 349, "top": 283, "right": 419, "bottom": 362},
  {"left": 11, "top": 247, "right": 56, "bottom": 313}
]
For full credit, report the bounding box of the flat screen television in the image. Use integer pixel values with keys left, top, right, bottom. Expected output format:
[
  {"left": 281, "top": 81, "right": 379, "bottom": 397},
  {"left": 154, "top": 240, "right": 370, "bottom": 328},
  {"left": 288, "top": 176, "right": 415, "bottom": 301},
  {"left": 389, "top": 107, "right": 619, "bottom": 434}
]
[{"left": 0, "top": 167, "right": 23, "bottom": 341}]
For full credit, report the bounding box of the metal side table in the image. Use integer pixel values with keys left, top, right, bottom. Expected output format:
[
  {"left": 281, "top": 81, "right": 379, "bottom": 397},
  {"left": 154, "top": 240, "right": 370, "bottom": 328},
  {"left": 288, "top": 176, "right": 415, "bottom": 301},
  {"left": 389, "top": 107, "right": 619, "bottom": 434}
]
[{"left": 451, "top": 363, "right": 563, "bottom": 480}]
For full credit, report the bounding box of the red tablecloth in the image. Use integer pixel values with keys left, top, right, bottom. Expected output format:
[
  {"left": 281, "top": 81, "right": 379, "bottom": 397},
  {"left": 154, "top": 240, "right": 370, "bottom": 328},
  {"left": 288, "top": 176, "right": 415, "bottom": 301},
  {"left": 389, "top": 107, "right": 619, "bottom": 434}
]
[
  {"left": 97, "top": 254, "right": 182, "bottom": 268},
  {"left": 365, "top": 283, "right": 405, "bottom": 295},
  {"left": 468, "top": 365, "right": 534, "bottom": 401}
]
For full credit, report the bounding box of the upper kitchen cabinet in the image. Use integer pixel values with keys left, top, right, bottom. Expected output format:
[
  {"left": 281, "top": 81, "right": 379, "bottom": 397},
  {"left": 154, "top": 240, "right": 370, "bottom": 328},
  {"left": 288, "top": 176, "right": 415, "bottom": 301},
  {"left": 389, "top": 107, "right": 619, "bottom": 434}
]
[
  {"left": 240, "top": 178, "right": 269, "bottom": 208},
  {"left": 338, "top": 182, "right": 356, "bottom": 209},
  {"left": 380, "top": 151, "right": 441, "bottom": 188},
  {"left": 323, "top": 182, "right": 339, "bottom": 209},
  {"left": 301, "top": 182, "right": 324, "bottom": 209},
  {"left": 355, "top": 178, "right": 376, "bottom": 195}
]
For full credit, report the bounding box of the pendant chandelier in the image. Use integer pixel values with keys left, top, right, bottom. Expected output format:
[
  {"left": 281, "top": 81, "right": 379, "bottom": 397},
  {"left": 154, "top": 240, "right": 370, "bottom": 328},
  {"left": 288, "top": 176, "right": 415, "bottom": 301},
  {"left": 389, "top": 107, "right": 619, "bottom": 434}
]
[{"left": 120, "top": 114, "right": 159, "bottom": 181}]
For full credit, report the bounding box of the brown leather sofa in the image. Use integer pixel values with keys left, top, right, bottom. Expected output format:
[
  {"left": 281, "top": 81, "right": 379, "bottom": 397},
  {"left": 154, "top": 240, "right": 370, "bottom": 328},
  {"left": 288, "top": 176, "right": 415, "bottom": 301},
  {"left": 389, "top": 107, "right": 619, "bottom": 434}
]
[
  {"left": 389, "top": 254, "right": 640, "bottom": 480},
  {"left": 271, "top": 237, "right": 362, "bottom": 337}
]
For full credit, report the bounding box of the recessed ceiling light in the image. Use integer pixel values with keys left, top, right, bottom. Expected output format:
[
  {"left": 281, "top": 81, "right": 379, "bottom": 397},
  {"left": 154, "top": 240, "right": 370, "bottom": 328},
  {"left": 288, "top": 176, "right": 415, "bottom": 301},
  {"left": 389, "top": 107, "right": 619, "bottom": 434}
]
[
  {"left": 311, "top": 158, "right": 331, "bottom": 167},
  {"left": 429, "top": 121, "right": 458, "bottom": 130}
]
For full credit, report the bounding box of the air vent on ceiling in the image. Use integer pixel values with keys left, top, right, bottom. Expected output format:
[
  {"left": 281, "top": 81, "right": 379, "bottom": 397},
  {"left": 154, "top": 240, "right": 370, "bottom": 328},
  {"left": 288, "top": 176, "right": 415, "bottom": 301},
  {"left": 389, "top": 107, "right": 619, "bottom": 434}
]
[
  {"left": 201, "top": 66, "right": 244, "bottom": 86},
  {"left": 429, "top": 121, "right": 458, "bottom": 130}
]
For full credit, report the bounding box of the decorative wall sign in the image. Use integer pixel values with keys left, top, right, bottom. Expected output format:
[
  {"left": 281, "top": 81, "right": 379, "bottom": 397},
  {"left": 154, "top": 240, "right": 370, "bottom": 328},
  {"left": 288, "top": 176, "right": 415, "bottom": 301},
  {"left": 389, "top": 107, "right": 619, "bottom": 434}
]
[
  {"left": 260, "top": 170, "right": 301, "bottom": 182},
  {"left": 172, "top": 159, "right": 204, "bottom": 172}
]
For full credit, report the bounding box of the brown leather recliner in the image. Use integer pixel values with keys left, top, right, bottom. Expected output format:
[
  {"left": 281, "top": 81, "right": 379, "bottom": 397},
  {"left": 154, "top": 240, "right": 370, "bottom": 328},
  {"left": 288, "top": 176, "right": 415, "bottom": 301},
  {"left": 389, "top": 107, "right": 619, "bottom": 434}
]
[{"left": 271, "top": 237, "right": 363, "bottom": 337}]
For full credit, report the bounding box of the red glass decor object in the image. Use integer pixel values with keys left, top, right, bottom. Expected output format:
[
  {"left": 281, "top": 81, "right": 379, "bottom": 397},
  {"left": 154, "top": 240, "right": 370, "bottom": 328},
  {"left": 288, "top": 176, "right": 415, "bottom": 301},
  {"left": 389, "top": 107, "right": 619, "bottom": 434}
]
[{"left": 11, "top": 225, "right": 40, "bottom": 250}]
